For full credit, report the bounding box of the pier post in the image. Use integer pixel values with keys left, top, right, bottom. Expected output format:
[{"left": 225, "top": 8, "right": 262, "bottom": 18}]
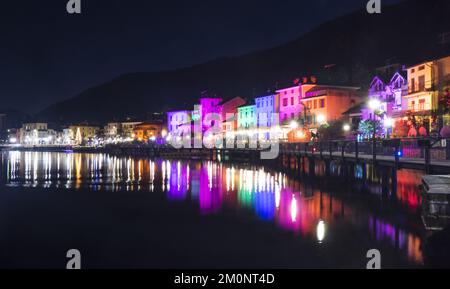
[
  {"left": 325, "top": 160, "right": 330, "bottom": 177},
  {"left": 425, "top": 145, "right": 431, "bottom": 174},
  {"left": 329, "top": 141, "right": 332, "bottom": 159},
  {"left": 355, "top": 140, "right": 359, "bottom": 161},
  {"left": 309, "top": 157, "right": 315, "bottom": 177}
]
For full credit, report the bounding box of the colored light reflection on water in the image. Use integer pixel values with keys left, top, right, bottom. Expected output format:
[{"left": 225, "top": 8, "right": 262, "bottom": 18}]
[{"left": 1, "top": 151, "right": 424, "bottom": 265}]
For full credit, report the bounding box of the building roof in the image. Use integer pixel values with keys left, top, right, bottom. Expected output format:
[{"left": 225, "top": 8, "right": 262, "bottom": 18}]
[{"left": 341, "top": 102, "right": 365, "bottom": 115}]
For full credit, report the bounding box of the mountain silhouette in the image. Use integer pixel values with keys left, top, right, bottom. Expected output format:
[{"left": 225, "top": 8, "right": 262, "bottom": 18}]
[{"left": 37, "top": 0, "right": 450, "bottom": 124}]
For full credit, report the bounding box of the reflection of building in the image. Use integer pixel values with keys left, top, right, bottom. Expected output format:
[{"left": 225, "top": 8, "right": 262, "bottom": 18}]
[{"left": 133, "top": 122, "right": 163, "bottom": 141}]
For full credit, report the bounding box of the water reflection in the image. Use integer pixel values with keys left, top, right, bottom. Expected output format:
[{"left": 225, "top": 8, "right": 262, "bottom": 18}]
[{"left": 1, "top": 151, "right": 424, "bottom": 265}]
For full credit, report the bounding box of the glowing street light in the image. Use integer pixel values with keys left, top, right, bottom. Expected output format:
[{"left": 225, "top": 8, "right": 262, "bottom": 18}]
[
  {"left": 368, "top": 98, "right": 381, "bottom": 111},
  {"left": 343, "top": 124, "right": 351, "bottom": 132},
  {"left": 317, "top": 114, "right": 326, "bottom": 124},
  {"left": 289, "top": 120, "right": 298, "bottom": 129}
]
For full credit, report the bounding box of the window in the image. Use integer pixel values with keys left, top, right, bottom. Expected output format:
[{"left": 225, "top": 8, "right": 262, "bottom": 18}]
[
  {"left": 291, "top": 97, "right": 294, "bottom": 105},
  {"left": 283, "top": 98, "right": 288, "bottom": 106},
  {"left": 411, "top": 100, "right": 415, "bottom": 110},
  {"left": 313, "top": 100, "right": 317, "bottom": 109},
  {"left": 419, "top": 99, "right": 425, "bottom": 110},
  {"left": 418, "top": 65, "right": 425, "bottom": 71},
  {"left": 410, "top": 78, "right": 416, "bottom": 92},
  {"left": 291, "top": 113, "right": 294, "bottom": 118},
  {"left": 418, "top": 75, "right": 425, "bottom": 91},
  {"left": 320, "top": 99, "right": 325, "bottom": 108}
]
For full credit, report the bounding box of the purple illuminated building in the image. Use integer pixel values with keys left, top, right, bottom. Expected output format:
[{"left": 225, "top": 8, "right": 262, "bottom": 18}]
[{"left": 362, "top": 72, "right": 407, "bottom": 121}]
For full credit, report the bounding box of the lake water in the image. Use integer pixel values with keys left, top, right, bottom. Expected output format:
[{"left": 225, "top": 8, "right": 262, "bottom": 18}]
[{"left": 0, "top": 151, "right": 429, "bottom": 268}]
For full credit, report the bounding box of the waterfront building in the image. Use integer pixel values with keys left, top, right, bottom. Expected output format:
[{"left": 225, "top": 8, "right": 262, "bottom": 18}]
[
  {"left": 68, "top": 125, "right": 100, "bottom": 144},
  {"left": 255, "top": 94, "right": 279, "bottom": 140},
  {"left": 277, "top": 85, "right": 302, "bottom": 124},
  {"left": 19, "top": 123, "right": 50, "bottom": 145},
  {"left": 199, "top": 97, "right": 223, "bottom": 132},
  {"left": 104, "top": 122, "right": 122, "bottom": 138},
  {"left": 362, "top": 73, "right": 407, "bottom": 122},
  {"left": 255, "top": 94, "right": 279, "bottom": 128},
  {"left": 400, "top": 55, "right": 450, "bottom": 135},
  {"left": 167, "top": 110, "right": 191, "bottom": 136},
  {"left": 133, "top": 122, "right": 163, "bottom": 142},
  {"left": 221, "top": 96, "right": 246, "bottom": 139},
  {"left": 6, "top": 128, "right": 20, "bottom": 144},
  {"left": 237, "top": 104, "right": 257, "bottom": 130},
  {"left": 121, "top": 121, "right": 142, "bottom": 139},
  {"left": 300, "top": 85, "right": 360, "bottom": 130}
]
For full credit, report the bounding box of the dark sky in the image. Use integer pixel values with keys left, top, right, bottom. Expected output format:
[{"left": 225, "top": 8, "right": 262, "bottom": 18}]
[{"left": 0, "top": 0, "right": 402, "bottom": 113}]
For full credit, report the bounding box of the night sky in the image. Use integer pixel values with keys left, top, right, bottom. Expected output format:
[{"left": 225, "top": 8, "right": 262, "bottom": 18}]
[{"left": 0, "top": 0, "right": 402, "bottom": 113}]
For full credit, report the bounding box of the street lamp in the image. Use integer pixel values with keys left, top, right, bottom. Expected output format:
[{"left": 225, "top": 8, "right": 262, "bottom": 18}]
[
  {"left": 289, "top": 120, "right": 298, "bottom": 129},
  {"left": 343, "top": 124, "right": 351, "bottom": 132},
  {"left": 368, "top": 98, "right": 381, "bottom": 111},
  {"left": 317, "top": 114, "right": 326, "bottom": 125},
  {"left": 368, "top": 98, "right": 381, "bottom": 161}
]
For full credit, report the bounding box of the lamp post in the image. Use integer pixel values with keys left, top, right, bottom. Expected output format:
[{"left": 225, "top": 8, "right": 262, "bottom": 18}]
[{"left": 368, "top": 99, "right": 381, "bottom": 161}]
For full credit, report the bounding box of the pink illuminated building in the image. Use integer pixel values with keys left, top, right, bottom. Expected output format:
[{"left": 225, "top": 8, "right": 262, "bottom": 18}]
[{"left": 277, "top": 85, "right": 302, "bottom": 124}]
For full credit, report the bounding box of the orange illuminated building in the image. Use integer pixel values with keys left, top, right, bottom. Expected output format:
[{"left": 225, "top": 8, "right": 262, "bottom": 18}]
[
  {"left": 133, "top": 122, "right": 163, "bottom": 141},
  {"left": 300, "top": 85, "right": 361, "bottom": 129}
]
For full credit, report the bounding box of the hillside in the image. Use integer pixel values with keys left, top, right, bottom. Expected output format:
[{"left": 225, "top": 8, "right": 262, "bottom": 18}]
[{"left": 37, "top": 0, "right": 450, "bottom": 123}]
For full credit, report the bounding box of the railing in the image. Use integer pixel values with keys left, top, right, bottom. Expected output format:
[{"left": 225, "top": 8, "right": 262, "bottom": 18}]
[{"left": 279, "top": 138, "right": 450, "bottom": 172}]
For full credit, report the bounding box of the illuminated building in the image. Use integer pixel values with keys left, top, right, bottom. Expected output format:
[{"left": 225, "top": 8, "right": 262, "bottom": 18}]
[
  {"left": 277, "top": 85, "right": 302, "bottom": 124},
  {"left": 300, "top": 85, "right": 360, "bottom": 129},
  {"left": 221, "top": 96, "right": 246, "bottom": 138},
  {"left": 199, "top": 97, "right": 223, "bottom": 132},
  {"left": 104, "top": 122, "right": 121, "bottom": 137},
  {"left": 255, "top": 94, "right": 279, "bottom": 127},
  {"left": 68, "top": 125, "right": 100, "bottom": 144},
  {"left": 237, "top": 104, "right": 257, "bottom": 129},
  {"left": 120, "top": 121, "right": 142, "bottom": 138},
  {"left": 20, "top": 123, "right": 51, "bottom": 145},
  {"left": 401, "top": 56, "right": 450, "bottom": 133},
  {"left": 133, "top": 122, "right": 163, "bottom": 142},
  {"left": 362, "top": 73, "right": 407, "bottom": 122},
  {"left": 167, "top": 110, "right": 191, "bottom": 136}
]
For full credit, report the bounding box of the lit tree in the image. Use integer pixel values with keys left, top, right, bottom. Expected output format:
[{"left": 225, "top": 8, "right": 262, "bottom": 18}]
[{"left": 358, "top": 119, "right": 383, "bottom": 139}]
